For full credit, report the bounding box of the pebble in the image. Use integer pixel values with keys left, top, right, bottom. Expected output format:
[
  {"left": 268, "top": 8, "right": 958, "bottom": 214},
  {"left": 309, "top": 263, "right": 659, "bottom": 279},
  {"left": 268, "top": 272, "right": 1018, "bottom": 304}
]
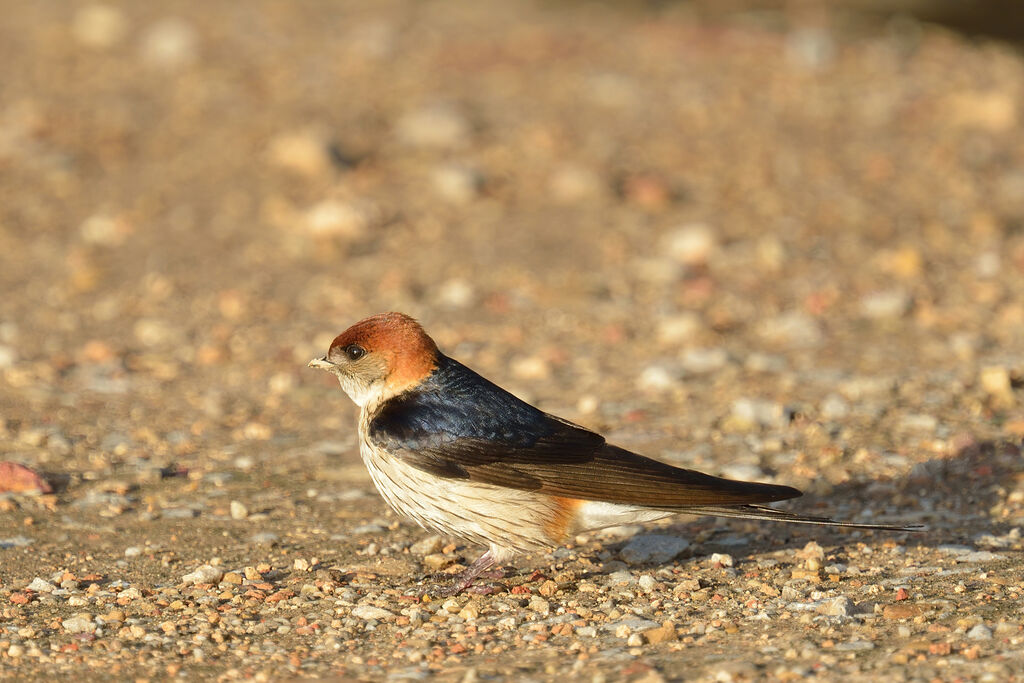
[
  {"left": 549, "top": 164, "right": 604, "bottom": 203},
  {"left": 0, "top": 345, "right": 16, "bottom": 368},
  {"left": 816, "top": 596, "right": 852, "bottom": 617},
  {"left": 679, "top": 347, "right": 729, "bottom": 375},
  {"left": 656, "top": 313, "right": 703, "bottom": 345},
  {"left": 898, "top": 413, "right": 938, "bottom": 434},
  {"left": 230, "top": 500, "right": 249, "bottom": 520},
  {"left": 620, "top": 534, "right": 690, "bottom": 565},
  {"left": 73, "top": 4, "right": 128, "bottom": 49},
  {"left": 395, "top": 104, "right": 470, "bottom": 148},
  {"left": 409, "top": 535, "right": 444, "bottom": 556},
  {"left": 27, "top": 577, "right": 56, "bottom": 593},
  {"left": 729, "top": 398, "right": 787, "bottom": 430},
  {"left": 250, "top": 532, "right": 279, "bottom": 546},
  {"left": 528, "top": 596, "right": 550, "bottom": 616},
  {"left": 266, "top": 129, "right": 333, "bottom": 177},
  {"left": 181, "top": 565, "right": 224, "bottom": 586},
  {"left": 757, "top": 311, "right": 823, "bottom": 348},
  {"left": 967, "top": 624, "right": 993, "bottom": 640},
  {"left": 860, "top": 289, "right": 912, "bottom": 319},
  {"left": 61, "top": 615, "right": 96, "bottom": 634},
  {"left": 709, "top": 553, "right": 734, "bottom": 568},
  {"left": 637, "top": 365, "right": 679, "bottom": 393},
  {"left": 637, "top": 575, "right": 658, "bottom": 592},
  {"left": 820, "top": 394, "right": 849, "bottom": 419},
  {"left": 141, "top": 18, "right": 199, "bottom": 68},
  {"left": 351, "top": 605, "right": 393, "bottom": 621},
  {"left": 431, "top": 164, "right": 481, "bottom": 203},
  {"left": 979, "top": 366, "right": 1012, "bottom": 398},
  {"left": 302, "top": 199, "right": 373, "bottom": 239},
  {"left": 663, "top": 223, "right": 717, "bottom": 266}
]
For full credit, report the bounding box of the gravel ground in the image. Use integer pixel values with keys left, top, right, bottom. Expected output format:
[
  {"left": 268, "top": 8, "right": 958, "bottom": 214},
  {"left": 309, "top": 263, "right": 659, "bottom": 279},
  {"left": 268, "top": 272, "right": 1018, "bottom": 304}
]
[{"left": 2, "top": 1, "right": 1024, "bottom": 681}]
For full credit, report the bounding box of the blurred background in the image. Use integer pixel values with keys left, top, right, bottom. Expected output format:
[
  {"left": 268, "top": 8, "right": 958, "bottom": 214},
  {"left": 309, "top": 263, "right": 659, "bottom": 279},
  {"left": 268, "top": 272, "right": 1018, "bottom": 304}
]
[{"left": 1, "top": 0, "right": 1023, "bottom": 542}]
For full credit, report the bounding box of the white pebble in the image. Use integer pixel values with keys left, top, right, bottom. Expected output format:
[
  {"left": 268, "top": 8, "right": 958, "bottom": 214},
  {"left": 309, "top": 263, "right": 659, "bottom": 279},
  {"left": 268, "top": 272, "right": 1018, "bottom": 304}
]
[
  {"left": 230, "top": 500, "right": 248, "bottom": 520},
  {"left": 709, "top": 553, "right": 734, "bottom": 567},
  {"left": 62, "top": 615, "right": 96, "bottom": 634},
  {"left": 663, "top": 223, "right": 716, "bottom": 266},
  {"left": 181, "top": 564, "right": 224, "bottom": 586},
  {"left": 352, "top": 605, "right": 393, "bottom": 621},
  {"left": 141, "top": 18, "right": 199, "bottom": 68},
  {"left": 73, "top": 4, "right": 128, "bottom": 49}
]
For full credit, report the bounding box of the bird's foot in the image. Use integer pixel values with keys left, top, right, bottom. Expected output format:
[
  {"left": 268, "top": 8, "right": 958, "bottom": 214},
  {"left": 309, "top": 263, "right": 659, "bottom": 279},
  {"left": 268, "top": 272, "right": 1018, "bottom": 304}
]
[{"left": 422, "top": 550, "right": 504, "bottom": 597}]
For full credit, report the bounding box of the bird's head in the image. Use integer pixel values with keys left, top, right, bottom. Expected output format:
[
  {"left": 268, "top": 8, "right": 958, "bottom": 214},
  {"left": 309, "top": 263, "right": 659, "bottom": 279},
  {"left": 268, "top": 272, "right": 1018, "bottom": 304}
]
[{"left": 308, "top": 312, "right": 439, "bottom": 408}]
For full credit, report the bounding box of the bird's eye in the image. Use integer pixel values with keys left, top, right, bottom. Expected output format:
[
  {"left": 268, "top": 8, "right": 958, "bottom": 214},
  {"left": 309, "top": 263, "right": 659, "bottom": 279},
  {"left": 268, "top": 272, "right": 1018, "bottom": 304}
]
[{"left": 344, "top": 344, "right": 365, "bottom": 361}]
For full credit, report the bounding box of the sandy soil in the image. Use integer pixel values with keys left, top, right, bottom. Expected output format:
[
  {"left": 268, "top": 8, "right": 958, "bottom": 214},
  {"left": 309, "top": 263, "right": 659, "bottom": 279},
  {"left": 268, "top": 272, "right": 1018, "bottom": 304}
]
[{"left": 1, "top": 1, "right": 1023, "bottom": 680}]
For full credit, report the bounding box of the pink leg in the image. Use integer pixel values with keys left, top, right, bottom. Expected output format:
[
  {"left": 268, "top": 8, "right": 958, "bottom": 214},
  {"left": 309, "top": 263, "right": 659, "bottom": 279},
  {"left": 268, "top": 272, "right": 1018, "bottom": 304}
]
[{"left": 438, "top": 550, "right": 506, "bottom": 596}]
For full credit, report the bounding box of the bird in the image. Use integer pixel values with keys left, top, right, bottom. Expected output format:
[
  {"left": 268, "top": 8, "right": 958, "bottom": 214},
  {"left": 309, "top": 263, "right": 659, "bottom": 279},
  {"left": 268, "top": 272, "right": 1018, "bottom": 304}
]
[{"left": 309, "top": 312, "right": 917, "bottom": 593}]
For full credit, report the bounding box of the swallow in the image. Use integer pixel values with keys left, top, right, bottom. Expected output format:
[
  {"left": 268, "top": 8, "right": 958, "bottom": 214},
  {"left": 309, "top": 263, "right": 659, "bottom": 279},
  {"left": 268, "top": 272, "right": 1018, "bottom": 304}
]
[{"left": 309, "top": 312, "right": 916, "bottom": 594}]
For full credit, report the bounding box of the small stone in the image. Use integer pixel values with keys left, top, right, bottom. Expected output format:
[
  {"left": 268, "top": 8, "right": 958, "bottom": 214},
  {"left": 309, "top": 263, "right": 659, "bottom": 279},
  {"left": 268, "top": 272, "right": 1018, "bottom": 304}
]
[
  {"left": 882, "top": 604, "right": 922, "bottom": 619},
  {"left": 293, "top": 558, "right": 311, "bottom": 572},
  {"left": 302, "top": 199, "right": 373, "bottom": 239},
  {"left": 222, "top": 572, "right": 243, "bottom": 584},
  {"left": 435, "top": 279, "right": 475, "bottom": 309},
  {"left": 266, "top": 129, "right": 332, "bottom": 177},
  {"left": 538, "top": 580, "right": 558, "bottom": 597},
  {"left": 423, "top": 553, "right": 453, "bottom": 571},
  {"left": 181, "top": 565, "right": 224, "bottom": 586},
  {"left": 967, "top": 624, "right": 993, "bottom": 640},
  {"left": 627, "top": 633, "right": 644, "bottom": 647},
  {"left": 27, "top": 577, "right": 56, "bottom": 593},
  {"left": 620, "top": 534, "right": 689, "bottom": 566},
  {"left": 528, "top": 596, "right": 550, "bottom": 616},
  {"left": 458, "top": 603, "right": 479, "bottom": 620},
  {"left": 679, "top": 347, "right": 729, "bottom": 375},
  {"left": 757, "top": 311, "right": 823, "bottom": 349},
  {"left": 549, "top": 164, "right": 603, "bottom": 203},
  {"left": 663, "top": 223, "right": 716, "bottom": 266},
  {"left": 243, "top": 567, "right": 262, "bottom": 581},
  {"left": 898, "top": 413, "right": 938, "bottom": 434},
  {"left": 432, "top": 164, "right": 481, "bottom": 203},
  {"left": 637, "top": 365, "right": 679, "bottom": 393},
  {"left": 820, "top": 394, "right": 849, "bottom": 419},
  {"left": 250, "top": 532, "right": 279, "bottom": 546},
  {"left": 62, "top": 615, "right": 96, "bottom": 634},
  {"left": 141, "top": 18, "right": 199, "bottom": 69},
  {"left": 230, "top": 500, "right": 248, "bottom": 520},
  {"left": 511, "top": 355, "right": 550, "bottom": 380},
  {"left": 0, "top": 345, "right": 16, "bottom": 369},
  {"left": 638, "top": 575, "right": 658, "bottom": 592},
  {"left": 860, "top": 289, "right": 912, "bottom": 319},
  {"left": 709, "top": 553, "right": 734, "bottom": 568},
  {"left": 80, "top": 214, "right": 130, "bottom": 246},
  {"left": 815, "top": 596, "right": 852, "bottom": 617},
  {"left": 395, "top": 104, "right": 470, "bottom": 148},
  {"left": 643, "top": 622, "right": 677, "bottom": 644},
  {"left": 729, "top": 398, "right": 787, "bottom": 430},
  {"left": 980, "top": 366, "right": 1012, "bottom": 399},
  {"left": 656, "top": 313, "right": 703, "bottom": 345},
  {"left": 73, "top": 4, "right": 128, "bottom": 48},
  {"left": 409, "top": 535, "right": 444, "bottom": 556},
  {"left": 351, "top": 605, "right": 393, "bottom": 621},
  {"left": 948, "top": 91, "right": 1017, "bottom": 132},
  {"left": 961, "top": 551, "right": 1005, "bottom": 562}
]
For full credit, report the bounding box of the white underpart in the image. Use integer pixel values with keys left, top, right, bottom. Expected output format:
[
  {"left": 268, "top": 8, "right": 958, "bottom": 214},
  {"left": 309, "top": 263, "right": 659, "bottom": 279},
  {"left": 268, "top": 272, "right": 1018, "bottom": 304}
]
[
  {"left": 330, "top": 369, "right": 384, "bottom": 408},
  {"left": 572, "top": 501, "right": 674, "bottom": 531}
]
